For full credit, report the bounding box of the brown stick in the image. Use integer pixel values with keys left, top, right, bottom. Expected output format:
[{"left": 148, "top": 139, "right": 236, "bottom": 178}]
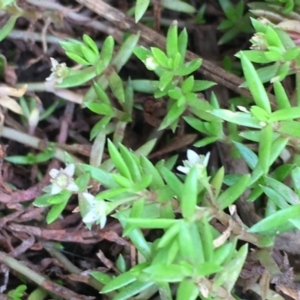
[{"left": 75, "top": 0, "right": 275, "bottom": 102}]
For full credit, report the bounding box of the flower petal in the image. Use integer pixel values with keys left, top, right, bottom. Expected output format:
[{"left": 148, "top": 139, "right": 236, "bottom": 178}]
[
  {"left": 99, "top": 215, "right": 107, "bottom": 229},
  {"left": 51, "top": 183, "right": 62, "bottom": 195},
  {"left": 187, "top": 149, "right": 200, "bottom": 165},
  {"left": 203, "top": 152, "right": 211, "bottom": 167},
  {"left": 49, "top": 169, "right": 59, "bottom": 178},
  {"left": 97, "top": 200, "right": 106, "bottom": 214},
  {"left": 82, "top": 192, "right": 96, "bottom": 206},
  {"left": 50, "top": 57, "right": 59, "bottom": 68},
  {"left": 46, "top": 73, "right": 55, "bottom": 82},
  {"left": 177, "top": 166, "right": 190, "bottom": 174},
  {"left": 83, "top": 210, "right": 98, "bottom": 223},
  {"left": 64, "top": 164, "right": 75, "bottom": 177},
  {"left": 67, "top": 181, "right": 79, "bottom": 193}
]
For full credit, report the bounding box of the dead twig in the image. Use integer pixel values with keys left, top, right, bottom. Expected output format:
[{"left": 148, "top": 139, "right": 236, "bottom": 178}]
[{"left": 0, "top": 251, "right": 95, "bottom": 300}]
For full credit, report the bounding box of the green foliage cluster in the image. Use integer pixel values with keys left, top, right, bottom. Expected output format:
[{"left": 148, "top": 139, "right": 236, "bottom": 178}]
[{"left": 3, "top": 0, "right": 300, "bottom": 299}]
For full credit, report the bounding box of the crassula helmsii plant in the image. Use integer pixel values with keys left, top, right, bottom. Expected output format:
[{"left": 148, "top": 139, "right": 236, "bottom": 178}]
[
  {"left": 30, "top": 10, "right": 300, "bottom": 297},
  {"left": 2, "top": 0, "right": 300, "bottom": 299}
]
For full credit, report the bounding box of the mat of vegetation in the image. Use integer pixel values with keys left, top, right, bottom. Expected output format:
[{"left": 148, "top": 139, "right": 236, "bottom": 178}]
[{"left": 1, "top": 0, "right": 300, "bottom": 299}]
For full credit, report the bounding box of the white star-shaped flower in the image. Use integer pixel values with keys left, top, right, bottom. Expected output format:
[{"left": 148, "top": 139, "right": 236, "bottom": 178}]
[
  {"left": 177, "top": 149, "right": 210, "bottom": 174},
  {"left": 82, "top": 192, "right": 107, "bottom": 229},
  {"left": 46, "top": 58, "right": 69, "bottom": 84},
  {"left": 49, "top": 164, "right": 79, "bottom": 195}
]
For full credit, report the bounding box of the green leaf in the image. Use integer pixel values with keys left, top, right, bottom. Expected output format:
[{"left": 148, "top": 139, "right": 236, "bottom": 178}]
[
  {"left": 116, "top": 254, "right": 127, "bottom": 273},
  {"left": 166, "top": 22, "right": 178, "bottom": 57},
  {"left": 92, "top": 82, "right": 110, "bottom": 105},
  {"left": 60, "top": 39, "right": 82, "bottom": 53},
  {"left": 168, "top": 87, "right": 182, "bottom": 100},
  {"left": 266, "top": 176, "right": 300, "bottom": 205},
  {"left": 135, "top": 0, "right": 150, "bottom": 22},
  {"left": 85, "top": 102, "right": 114, "bottom": 116},
  {"left": 33, "top": 194, "right": 51, "bottom": 207},
  {"left": 178, "top": 222, "right": 197, "bottom": 263},
  {"left": 83, "top": 34, "right": 99, "bottom": 56},
  {"left": 213, "top": 243, "right": 235, "bottom": 266},
  {"left": 176, "top": 279, "right": 198, "bottom": 300},
  {"left": 113, "top": 33, "right": 140, "bottom": 72},
  {"left": 238, "top": 51, "right": 271, "bottom": 113},
  {"left": 161, "top": 0, "right": 196, "bottom": 13},
  {"left": 216, "top": 175, "right": 250, "bottom": 210},
  {"left": 265, "top": 26, "right": 283, "bottom": 48},
  {"left": 159, "top": 166, "right": 183, "bottom": 197},
  {"left": 112, "top": 281, "right": 154, "bottom": 300},
  {"left": 198, "top": 217, "right": 214, "bottom": 262},
  {"left": 151, "top": 47, "right": 169, "bottom": 68},
  {"left": 260, "top": 185, "right": 289, "bottom": 209},
  {"left": 96, "top": 187, "right": 131, "bottom": 201},
  {"left": 66, "top": 51, "right": 89, "bottom": 65},
  {"left": 258, "top": 124, "right": 272, "bottom": 174},
  {"left": 142, "top": 263, "right": 191, "bottom": 282},
  {"left": 108, "top": 70, "right": 125, "bottom": 103},
  {"left": 210, "top": 109, "right": 261, "bottom": 128},
  {"left": 278, "top": 121, "right": 300, "bottom": 138},
  {"left": 233, "top": 141, "right": 258, "bottom": 170},
  {"left": 123, "top": 78, "right": 134, "bottom": 114},
  {"left": 182, "top": 76, "right": 194, "bottom": 94},
  {"left": 131, "top": 174, "right": 153, "bottom": 192},
  {"left": 178, "top": 28, "right": 188, "bottom": 64},
  {"left": 241, "top": 50, "right": 273, "bottom": 64},
  {"left": 283, "top": 47, "right": 300, "bottom": 61},
  {"left": 112, "top": 173, "right": 132, "bottom": 188},
  {"left": 108, "top": 140, "right": 132, "bottom": 180},
  {"left": 176, "top": 59, "right": 202, "bottom": 76},
  {"left": 292, "top": 166, "right": 300, "bottom": 194},
  {"left": 140, "top": 156, "right": 165, "bottom": 189},
  {"left": 5, "top": 154, "right": 32, "bottom": 165},
  {"left": 249, "top": 204, "right": 300, "bottom": 233},
  {"left": 80, "top": 44, "right": 98, "bottom": 64},
  {"left": 269, "top": 136, "right": 289, "bottom": 166},
  {"left": 133, "top": 47, "right": 152, "bottom": 63},
  {"left": 270, "top": 107, "right": 300, "bottom": 122},
  {"left": 216, "top": 244, "right": 248, "bottom": 292},
  {"left": 56, "top": 67, "right": 96, "bottom": 88},
  {"left": 46, "top": 200, "right": 68, "bottom": 224},
  {"left": 181, "top": 166, "right": 198, "bottom": 220},
  {"left": 157, "top": 221, "right": 180, "bottom": 248},
  {"left": 119, "top": 144, "right": 142, "bottom": 182},
  {"left": 81, "top": 164, "right": 119, "bottom": 188},
  {"left": 192, "top": 80, "right": 216, "bottom": 92},
  {"left": 274, "top": 81, "right": 291, "bottom": 109},
  {"left": 126, "top": 218, "right": 178, "bottom": 229},
  {"left": 271, "top": 61, "right": 290, "bottom": 82},
  {"left": 101, "top": 271, "right": 136, "bottom": 293},
  {"left": 211, "top": 167, "right": 224, "bottom": 199},
  {"left": 101, "top": 36, "right": 114, "bottom": 67},
  {"left": 0, "top": 15, "right": 18, "bottom": 42},
  {"left": 250, "top": 106, "right": 270, "bottom": 122},
  {"left": 158, "top": 71, "right": 174, "bottom": 91},
  {"left": 47, "top": 190, "right": 71, "bottom": 205},
  {"left": 159, "top": 102, "right": 186, "bottom": 130},
  {"left": 90, "top": 271, "right": 111, "bottom": 285}
]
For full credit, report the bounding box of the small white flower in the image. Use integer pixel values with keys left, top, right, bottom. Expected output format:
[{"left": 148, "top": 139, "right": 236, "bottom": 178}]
[
  {"left": 145, "top": 56, "right": 159, "bottom": 71},
  {"left": 46, "top": 58, "right": 69, "bottom": 84},
  {"left": 82, "top": 192, "right": 107, "bottom": 229},
  {"left": 177, "top": 149, "right": 210, "bottom": 174},
  {"left": 49, "top": 164, "right": 79, "bottom": 195}
]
